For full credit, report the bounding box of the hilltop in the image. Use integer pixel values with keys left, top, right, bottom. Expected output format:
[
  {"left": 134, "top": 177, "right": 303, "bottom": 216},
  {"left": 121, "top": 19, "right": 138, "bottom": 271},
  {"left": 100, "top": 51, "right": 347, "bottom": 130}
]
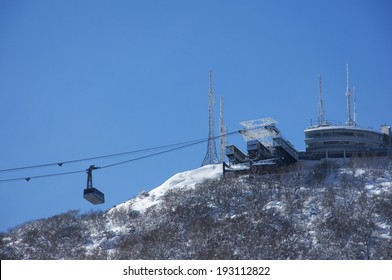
[{"left": 1, "top": 158, "right": 392, "bottom": 259}]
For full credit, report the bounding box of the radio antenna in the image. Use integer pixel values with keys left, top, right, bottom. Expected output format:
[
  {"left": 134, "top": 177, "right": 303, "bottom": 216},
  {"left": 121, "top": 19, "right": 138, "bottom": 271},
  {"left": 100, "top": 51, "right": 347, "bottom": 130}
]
[
  {"left": 353, "top": 86, "right": 357, "bottom": 127},
  {"left": 318, "top": 75, "right": 326, "bottom": 125},
  {"left": 345, "top": 64, "right": 353, "bottom": 126}
]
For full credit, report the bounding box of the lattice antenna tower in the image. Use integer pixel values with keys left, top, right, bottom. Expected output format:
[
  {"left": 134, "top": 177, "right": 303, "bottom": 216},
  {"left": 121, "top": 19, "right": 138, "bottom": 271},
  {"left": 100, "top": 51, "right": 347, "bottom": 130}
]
[
  {"left": 318, "top": 75, "right": 326, "bottom": 125},
  {"left": 201, "top": 69, "right": 219, "bottom": 166},
  {"left": 219, "top": 95, "right": 227, "bottom": 163},
  {"left": 345, "top": 64, "right": 353, "bottom": 126}
]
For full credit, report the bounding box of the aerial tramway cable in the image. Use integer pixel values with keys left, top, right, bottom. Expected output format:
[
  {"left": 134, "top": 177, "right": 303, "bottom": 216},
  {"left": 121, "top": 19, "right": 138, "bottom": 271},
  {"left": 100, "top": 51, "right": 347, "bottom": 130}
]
[
  {"left": 0, "top": 137, "right": 208, "bottom": 174},
  {"left": 0, "top": 130, "right": 241, "bottom": 184}
]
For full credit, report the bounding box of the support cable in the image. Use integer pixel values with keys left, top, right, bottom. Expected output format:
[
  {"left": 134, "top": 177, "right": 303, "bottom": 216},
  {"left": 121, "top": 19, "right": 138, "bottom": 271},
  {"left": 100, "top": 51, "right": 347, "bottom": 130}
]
[
  {"left": 0, "top": 130, "right": 240, "bottom": 184},
  {"left": 0, "top": 137, "right": 208, "bottom": 173}
]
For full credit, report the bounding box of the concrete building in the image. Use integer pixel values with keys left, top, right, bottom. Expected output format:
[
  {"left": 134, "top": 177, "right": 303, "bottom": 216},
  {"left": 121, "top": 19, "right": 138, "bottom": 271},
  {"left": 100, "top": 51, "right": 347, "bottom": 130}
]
[
  {"left": 302, "top": 65, "right": 392, "bottom": 160},
  {"left": 303, "top": 124, "right": 392, "bottom": 160}
]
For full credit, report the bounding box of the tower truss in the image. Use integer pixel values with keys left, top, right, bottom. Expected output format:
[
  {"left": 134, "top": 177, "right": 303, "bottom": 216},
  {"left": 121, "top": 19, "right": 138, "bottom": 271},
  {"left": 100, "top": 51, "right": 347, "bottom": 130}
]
[
  {"left": 219, "top": 96, "right": 227, "bottom": 163},
  {"left": 201, "top": 69, "right": 219, "bottom": 166}
]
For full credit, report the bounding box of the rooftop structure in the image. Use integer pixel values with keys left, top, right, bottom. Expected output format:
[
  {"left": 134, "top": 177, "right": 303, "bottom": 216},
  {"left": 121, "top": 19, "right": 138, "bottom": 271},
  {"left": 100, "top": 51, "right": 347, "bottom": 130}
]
[{"left": 225, "top": 117, "right": 298, "bottom": 167}]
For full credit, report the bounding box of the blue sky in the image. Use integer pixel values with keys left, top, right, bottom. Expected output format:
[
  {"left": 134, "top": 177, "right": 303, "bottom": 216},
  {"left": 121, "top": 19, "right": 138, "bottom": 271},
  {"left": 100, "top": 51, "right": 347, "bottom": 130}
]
[{"left": 1, "top": 0, "right": 391, "bottom": 231}]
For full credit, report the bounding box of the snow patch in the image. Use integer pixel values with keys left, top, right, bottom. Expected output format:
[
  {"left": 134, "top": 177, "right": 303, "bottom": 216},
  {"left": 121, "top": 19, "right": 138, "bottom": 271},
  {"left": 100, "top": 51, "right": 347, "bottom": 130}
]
[{"left": 109, "top": 164, "right": 222, "bottom": 215}]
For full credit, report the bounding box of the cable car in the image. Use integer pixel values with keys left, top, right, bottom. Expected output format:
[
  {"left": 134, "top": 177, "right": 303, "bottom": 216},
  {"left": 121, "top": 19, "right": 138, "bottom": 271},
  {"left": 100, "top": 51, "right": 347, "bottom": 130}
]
[
  {"left": 84, "top": 188, "right": 104, "bottom": 204},
  {"left": 83, "top": 165, "right": 105, "bottom": 204}
]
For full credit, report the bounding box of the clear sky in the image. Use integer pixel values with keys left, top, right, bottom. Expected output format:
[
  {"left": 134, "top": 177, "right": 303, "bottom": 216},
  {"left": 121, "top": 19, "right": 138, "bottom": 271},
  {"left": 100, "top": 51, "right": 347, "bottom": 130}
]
[{"left": 1, "top": 0, "right": 391, "bottom": 232}]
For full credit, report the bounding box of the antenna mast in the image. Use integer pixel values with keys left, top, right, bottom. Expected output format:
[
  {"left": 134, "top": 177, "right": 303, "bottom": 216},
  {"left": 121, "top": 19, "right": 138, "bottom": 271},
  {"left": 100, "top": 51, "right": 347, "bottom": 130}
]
[
  {"left": 201, "top": 69, "right": 219, "bottom": 166},
  {"left": 219, "top": 96, "right": 227, "bottom": 163},
  {"left": 345, "top": 64, "right": 353, "bottom": 126},
  {"left": 353, "top": 86, "right": 357, "bottom": 127},
  {"left": 318, "top": 75, "right": 325, "bottom": 125}
]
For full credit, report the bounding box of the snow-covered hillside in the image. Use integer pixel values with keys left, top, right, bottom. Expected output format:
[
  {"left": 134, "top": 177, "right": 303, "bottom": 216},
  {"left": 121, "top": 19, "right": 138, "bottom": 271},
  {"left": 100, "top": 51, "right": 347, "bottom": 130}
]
[
  {"left": 1, "top": 159, "right": 392, "bottom": 259},
  {"left": 111, "top": 164, "right": 222, "bottom": 214},
  {"left": 102, "top": 164, "right": 223, "bottom": 244}
]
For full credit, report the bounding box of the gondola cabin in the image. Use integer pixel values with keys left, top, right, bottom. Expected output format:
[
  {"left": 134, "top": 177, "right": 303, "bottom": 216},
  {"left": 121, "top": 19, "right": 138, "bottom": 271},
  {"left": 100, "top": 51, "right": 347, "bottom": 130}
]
[
  {"left": 84, "top": 165, "right": 105, "bottom": 204},
  {"left": 83, "top": 187, "right": 105, "bottom": 204}
]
